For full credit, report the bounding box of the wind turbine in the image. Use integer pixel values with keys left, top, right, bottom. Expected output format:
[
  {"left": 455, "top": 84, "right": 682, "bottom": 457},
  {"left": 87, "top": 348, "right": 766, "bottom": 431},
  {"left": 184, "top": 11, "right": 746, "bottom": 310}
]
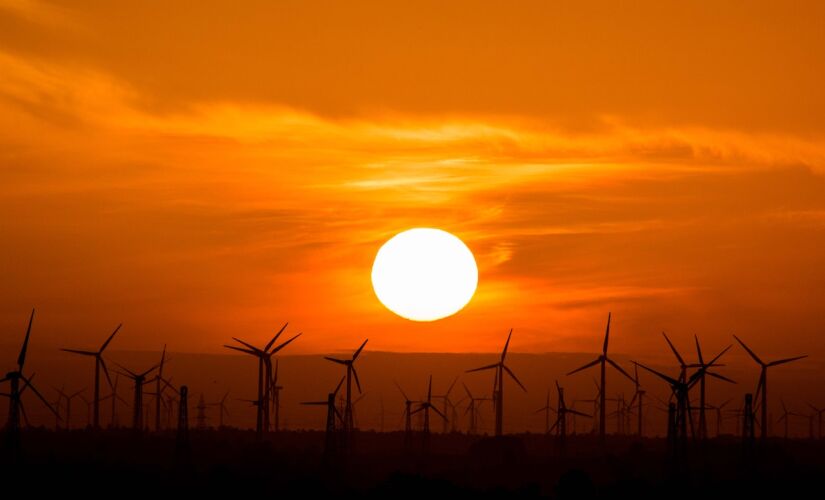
[
  {"left": 634, "top": 345, "right": 729, "bottom": 455},
  {"left": 535, "top": 389, "right": 557, "bottom": 434},
  {"left": 567, "top": 313, "right": 633, "bottom": 441},
  {"left": 432, "top": 377, "right": 458, "bottom": 434},
  {"left": 101, "top": 374, "right": 129, "bottom": 429},
  {"left": 777, "top": 399, "right": 793, "bottom": 439},
  {"left": 807, "top": 403, "right": 824, "bottom": 439},
  {"left": 115, "top": 362, "right": 159, "bottom": 431},
  {"left": 628, "top": 365, "right": 646, "bottom": 437},
  {"left": 466, "top": 328, "right": 526, "bottom": 437},
  {"left": 55, "top": 387, "right": 85, "bottom": 430},
  {"left": 462, "top": 383, "right": 491, "bottom": 435},
  {"left": 733, "top": 335, "right": 807, "bottom": 440},
  {"left": 209, "top": 391, "right": 231, "bottom": 428},
  {"left": 324, "top": 339, "right": 368, "bottom": 439},
  {"left": 395, "top": 382, "right": 418, "bottom": 447},
  {"left": 152, "top": 345, "right": 170, "bottom": 431},
  {"left": 693, "top": 335, "right": 736, "bottom": 440},
  {"left": 60, "top": 324, "right": 121, "bottom": 429},
  {"left": 708, "top": 398, "right": 732, "bottom": 436},
  {"left": 549, "top": 381, "right": 591, "bottom": 448},
  {"left": 1, "top": 310, "right": 59, "bottom": 440},
  {"left": 301, "top": 376, "right": 345, "bottom": 457},
  {"left": 411, "top": 375, "right": 447, "bottom": 447},
  {"left": 225, "top": 323, "right": 299, "bottom": 436}
]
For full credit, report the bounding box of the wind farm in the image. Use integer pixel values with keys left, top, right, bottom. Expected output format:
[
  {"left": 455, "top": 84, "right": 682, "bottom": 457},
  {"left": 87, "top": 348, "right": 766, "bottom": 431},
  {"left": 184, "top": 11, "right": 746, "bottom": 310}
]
[{"left": 2, "top": 1, "right": 825, "bottom": 497}]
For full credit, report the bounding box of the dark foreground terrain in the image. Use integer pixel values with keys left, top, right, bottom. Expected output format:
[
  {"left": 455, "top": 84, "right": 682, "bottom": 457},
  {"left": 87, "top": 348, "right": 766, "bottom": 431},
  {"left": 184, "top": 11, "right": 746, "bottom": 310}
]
[{"left": 2, "top": 429, "right": 823, "bottom": 498}]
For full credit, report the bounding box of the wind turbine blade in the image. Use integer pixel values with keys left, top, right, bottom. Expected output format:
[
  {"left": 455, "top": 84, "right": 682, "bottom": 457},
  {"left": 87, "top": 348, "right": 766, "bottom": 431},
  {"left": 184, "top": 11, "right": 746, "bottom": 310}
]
[
  {"left": 768, "top": 355, "right": 808, "bottom": 367},
  {"left": 333, "top": 376, "right": 346, "bottom": 396},
  {"left": 158, "top": 344, "right": 167, "bottom": 373},
  {"left": 352, "top": 339, "right": 369, "bottom": 360},
  {"left": 224, "top": 345, "right": 257, "bottom": 356},
  {"left": 427, "top": 375, "right": 433, "bottom": 402},
  {"left": 697, "top": 345, "right": 732, "bottom": 378},
  {"left": 113, "top": 362, "right": 138, "bottom": 378},
  {"left": 694, "top": 335, "right": 704, "bottom": 365},
  {"left": 270, "top": 333, "right": 301, "bottom": 355},
  {"left": 99, "top": 358, "right": 113, "bottom": 388},
  {"left": 566, "top": 358, "right": 601, "bottom": 376},
  {"left": 503, "top": 365, "right": 527, "bottom": 392},
  {"left": 501, "top": 328, "right": 513, "bottom": 362},
  {"left": 466, "top": 363, "right": 499, "bottom": 373},
  {"left": 606, "top": 357, "right": 635, "bottom": 382},
  {"left": 19, "top": 372, "right": 35, "bottom": 394},
  {"left": 568, "top": 409, "right": 592, "bottom": 418},
  {"left": 462, "top": 383, "right": 473, "bottom": 400},
  {"left": 445, "top": 377, "right": 458, "bottom": 398},
  {"left": 231, "top": 337, "right": 262, "bottom": 354},
  {"left": 602, "top": 312, "right": 611, "bottom": 354},
  {"left": 733, "top": 335, "right": 764, "bottom": 365},
  {"left": 706, "top": 371, "right": 736, "bottom": 384},
  {"left": 634, "top": 362, "right": 679, "bottom": 387},
  {"left": 352, "top": 367, "right": 363, "bottom": 393},
  {"left": 18, "top": 308, "right": 35, "bottom": 371},
  {"left": 99, "top": 324, "right": 122, "bottom": 352},
  {"left": 324, "top": 357, "right": 348, "bottom": 365},
  {"left": 24, "top": 377, "right": 60, "bottom": 418},
  {"left": 661, "top": 332, "right": 685, "bottom": 367},
  {"left": 395, "top": 382, "right": 409, "bottom": 401},
  {"left": 60, "top": 348, "right": 96, "bottom": 356},
  {"left": 273, "top": 359, "right": 279, "bottom": 383},
  {"left": 265, "top": 322, "right": 289, "bottom": 352},
  {"left": 432, "top": 405, "right": 448, "bottom": 421},
  {"left": 301, "top": 401, "right": 327, "bottom": 406},
  {"left": 139, "top": 363, "right": 161, "bottom": 378}
]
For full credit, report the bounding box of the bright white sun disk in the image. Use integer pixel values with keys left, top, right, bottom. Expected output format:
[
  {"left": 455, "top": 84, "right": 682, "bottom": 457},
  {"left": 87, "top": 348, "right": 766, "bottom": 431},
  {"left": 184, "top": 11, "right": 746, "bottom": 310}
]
[{"left": 371, "top": 228, "right": 478, "bottom": 321}]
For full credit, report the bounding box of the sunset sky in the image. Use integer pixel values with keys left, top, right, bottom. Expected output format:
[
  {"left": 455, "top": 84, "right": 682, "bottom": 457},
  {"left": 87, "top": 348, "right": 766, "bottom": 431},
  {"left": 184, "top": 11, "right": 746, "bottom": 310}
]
[{"left": 2, "top": 0, "right": 825, "bottom": 359}]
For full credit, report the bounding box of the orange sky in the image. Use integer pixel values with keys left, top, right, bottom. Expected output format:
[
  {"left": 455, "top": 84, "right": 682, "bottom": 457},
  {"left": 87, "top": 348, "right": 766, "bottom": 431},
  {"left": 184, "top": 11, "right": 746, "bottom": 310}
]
[{"left": 2, "top": 0, "right": 825, "bottom": 357}]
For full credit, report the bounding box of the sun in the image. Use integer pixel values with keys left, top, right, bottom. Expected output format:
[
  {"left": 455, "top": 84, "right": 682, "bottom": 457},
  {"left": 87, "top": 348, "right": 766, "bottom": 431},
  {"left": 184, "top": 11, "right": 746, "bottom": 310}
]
[{"left": 371, "top": 228, "right": 478, "bottom": 321}]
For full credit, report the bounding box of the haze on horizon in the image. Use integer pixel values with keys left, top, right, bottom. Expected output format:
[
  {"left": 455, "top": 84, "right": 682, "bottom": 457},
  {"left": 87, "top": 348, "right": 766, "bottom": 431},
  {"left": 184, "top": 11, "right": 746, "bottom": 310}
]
[{"left": 2, "top": 0, "right": 825, "bottom": 358}]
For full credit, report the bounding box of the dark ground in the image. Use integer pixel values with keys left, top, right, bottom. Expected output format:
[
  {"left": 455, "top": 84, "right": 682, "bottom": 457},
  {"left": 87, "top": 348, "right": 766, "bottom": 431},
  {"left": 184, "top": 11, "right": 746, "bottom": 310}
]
[{"left": 2, "top": 429, "right": 823, "bottom": 498}]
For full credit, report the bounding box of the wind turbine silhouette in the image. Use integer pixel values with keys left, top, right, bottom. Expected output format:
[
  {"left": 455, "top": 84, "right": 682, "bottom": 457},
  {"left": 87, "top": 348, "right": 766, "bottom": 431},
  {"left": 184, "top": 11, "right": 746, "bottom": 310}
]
[
  {"left": 301, "top": 376, "right": 346, "bottom": 458},
  {"left": 535, "top": 388, "right": 557, "bottom": 434},
  {"left": 411, "top": 375, "right": 447, "bottom": 451},
  {"left": 114, "top": 361, "right": 160, "bottom": 431},
  {"left": 567, "top": 313, "right": 633, "bottom": 441},
  {"left": 734, "top": 335, "right": 807, "bottom": 441},
  {"left": 209, "top": 391, "right": 231, "bottom": 428},
  {"left": 224, "top": 323, "right": 300, "bottom": 436},
  {"left": 60, "top": 323, "right": 121, "bottom": 429},
  {"left": 693, "top": 335, "right": 736, "bottom": 440},
  {"left": 324, "top": 339, "right": 368, "bottom": 441},
  {"left": 1, "top": 310, "right": 59, "bottom": 440},
  {"left": 466, "top": 329, "right": 526, "bottom": 437}
]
